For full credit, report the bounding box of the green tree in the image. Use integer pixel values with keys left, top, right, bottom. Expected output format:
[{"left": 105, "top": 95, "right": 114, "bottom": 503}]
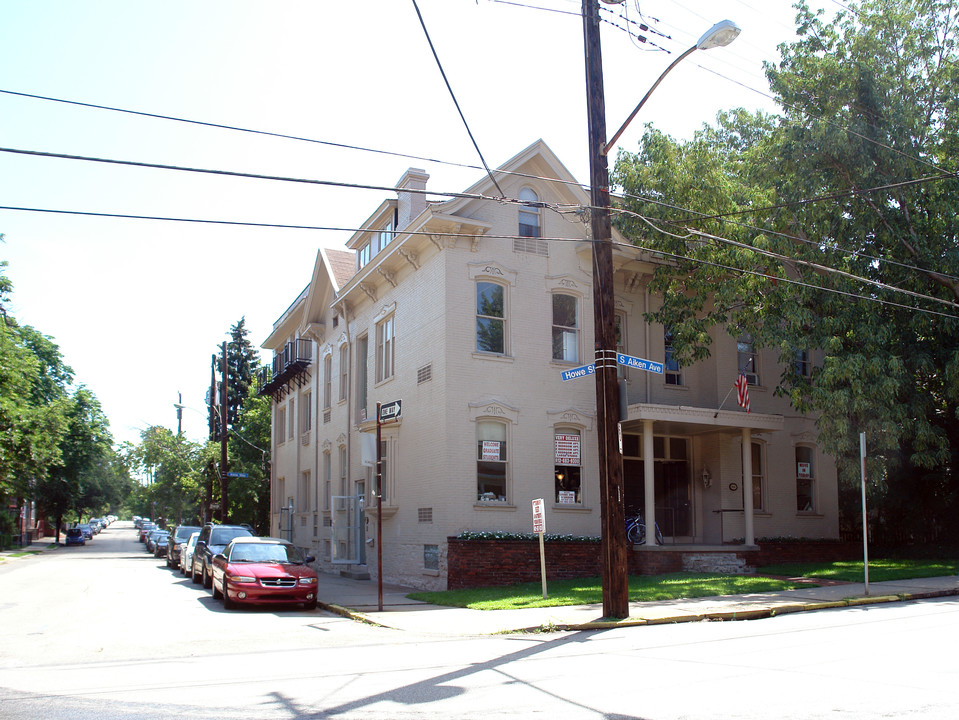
[
  {"left": 37, "top": 387, "right": 114, "bottom": 540},
  {"left": 225, "top": 317, "right": 259, "bottom": 428},
  {"left": 133, "top": 426, "right": 203, "bottom": 525},
  {"left": 613, "top": 0, "right": 959, "bottom": 537}
]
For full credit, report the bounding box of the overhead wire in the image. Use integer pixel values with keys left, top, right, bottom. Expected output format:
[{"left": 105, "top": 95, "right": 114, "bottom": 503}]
[
  {"left": 410, "top": 0, "right": 506, "bottom": 197},
  {"left": 3, "top": 136, "right": 955, "bottom": 305},
  {"left": 609, "top": 186, "right": 959, "bottom": 284},
  {"left": 1, "top": 200, "right": 955, "bottom": 320}
]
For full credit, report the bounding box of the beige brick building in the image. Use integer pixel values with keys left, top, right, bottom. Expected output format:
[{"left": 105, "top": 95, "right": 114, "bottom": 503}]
[{"left": 259, "top": 140, "right": 839, "bottom": 590}]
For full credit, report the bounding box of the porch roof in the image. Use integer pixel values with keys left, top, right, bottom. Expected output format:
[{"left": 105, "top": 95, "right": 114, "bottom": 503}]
[{"left": 622, "top": 403, "right": 784, "bottom": 436}]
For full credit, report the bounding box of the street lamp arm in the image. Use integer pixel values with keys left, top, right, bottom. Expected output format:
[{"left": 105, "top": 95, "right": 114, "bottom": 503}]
[{"left": 602, "top": 44, "right": 698, "bottom": 157}]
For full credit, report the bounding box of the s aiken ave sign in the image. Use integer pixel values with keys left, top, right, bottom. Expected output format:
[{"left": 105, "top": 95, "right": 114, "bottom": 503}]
[{"left": 560, "top": 353, "right": 664, "bottom": 382}]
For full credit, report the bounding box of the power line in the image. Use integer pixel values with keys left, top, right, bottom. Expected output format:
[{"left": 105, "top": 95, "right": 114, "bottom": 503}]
[
  {"left": 0, "top": 145, "right": 521, "bottom": 206},
  {"left": 2, "top": 201, "right": 954, "bottom": 318},
  {"left": 410, "top": 0, "right": 505, "bottom": 197},
  {"left": 610, "top": 187, "right": 959, "bottom": 284},
  {"left": 605, "top": 235, "right": 959, "bottom": 320},
  {"left": 615, "top": 207, "right": 959, "bottom": 312}
]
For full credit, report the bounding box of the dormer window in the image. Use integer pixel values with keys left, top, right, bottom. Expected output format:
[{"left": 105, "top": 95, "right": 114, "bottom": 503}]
[
  {"left": 519, "top": 187, "right": 540, "bottom": 238},
  {"left": 379, "top": 220, "right": 394, "bottom": 251},
  {"left": 358, "top": 242, "right": 371, "bottom": 270}
]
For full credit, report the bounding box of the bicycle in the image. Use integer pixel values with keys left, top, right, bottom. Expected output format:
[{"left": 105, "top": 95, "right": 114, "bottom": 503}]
[{"left": 625, "top": 510, "right": 664, "bottom": 545}]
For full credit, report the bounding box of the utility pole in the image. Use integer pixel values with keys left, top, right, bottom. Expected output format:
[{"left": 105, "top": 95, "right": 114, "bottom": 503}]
[
  {"left": 205, "top": 354, "right": 217, "bottom": 523},
  {"left": 583, "top": 0, "right": 629, "bottom": 619},
  {"left": 220, "top": 341, "right": 229, "bottom": 522},
  {"left": 175, "top": 391, "right": 183, "bottom": 435}
]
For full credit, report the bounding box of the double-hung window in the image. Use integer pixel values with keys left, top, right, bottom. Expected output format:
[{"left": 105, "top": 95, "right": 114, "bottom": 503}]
[
  {"left": 476, "top": 282, "right": 506, "bottom": 354},
  {"left": 796, "top": 446, "right": 816, "bottom": 512},
  {"left": 552, "top": 294, "right": 578, "bottom": 363},
  {"left": 554, "top": 429, "right": 582, "bottom": 504},
  {"left": 664, "top": 328, "right": 682, "bottom": 385},
  {"left": 737, "top": 334, "right": 759, "bottom": 385},
  {"left": 323, "top": 355, "right": 332, "bottom": 411},
  {"left": 477, "top": 420, "right": 508, "bottom": 502},
  {"left": 358, "top": 242, "right": 371, "bottom": 270},
  {"left": 376, "top": 315, "right": 395, "bottom": 383},
  {"left": 518, "top": 187, "right": 540, "bottom": 238},
  {"left": 750, "top": 442, "right": 764, "bottom": 512},
  {"left": 338, "top": 345, "right": 349, "bottom": 402}
]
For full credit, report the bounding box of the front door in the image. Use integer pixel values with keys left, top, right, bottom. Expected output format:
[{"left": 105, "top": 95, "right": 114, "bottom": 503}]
[
  {"left": 656, "top": 461, "right": 691, "bottom": 538},
  {"left": 621, "top": 458, "right": 693, "bottom": 538}
]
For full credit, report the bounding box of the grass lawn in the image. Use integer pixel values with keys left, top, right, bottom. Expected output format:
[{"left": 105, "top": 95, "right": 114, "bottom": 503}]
[
  {"left": 757, "top": 558, "right": 959, "bottom": 583},
  {"left": 407, "top": 573, "right": 807, "bottom": 610}
]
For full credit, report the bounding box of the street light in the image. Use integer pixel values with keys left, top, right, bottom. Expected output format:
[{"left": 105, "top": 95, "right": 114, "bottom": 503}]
[
  {"left": 582, "top": 1, "right": 740, "bottom": 618},
  {"left": 604, "top": 19, "right": 741, "bottom": 156}
]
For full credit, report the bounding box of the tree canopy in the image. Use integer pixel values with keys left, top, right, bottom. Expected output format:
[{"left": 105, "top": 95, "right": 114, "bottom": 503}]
[{"left": 612, "top": 0, "right": 959, "bottom": 537}]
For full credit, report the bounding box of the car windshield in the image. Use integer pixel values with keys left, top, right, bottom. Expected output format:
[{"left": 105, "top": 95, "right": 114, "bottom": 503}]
[
  {"left": 210, "top": 527, "right": 252, "bottom": 545},
  {"left": 229, "top": 543, "right": 303, "bottom": 564},
  {"left": 175, "top": 527, "right": 200, "bottom": 540}
]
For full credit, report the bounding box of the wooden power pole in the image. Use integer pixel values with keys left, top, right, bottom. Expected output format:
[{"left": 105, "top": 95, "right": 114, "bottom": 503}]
[{"left": 583, "top": 0, "right": 629, "bottom": 619}]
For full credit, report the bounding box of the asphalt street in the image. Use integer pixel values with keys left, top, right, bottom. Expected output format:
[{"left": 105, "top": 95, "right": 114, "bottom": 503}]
[{"left": 1, "top": 523, "right": 957, "bottom": 719}]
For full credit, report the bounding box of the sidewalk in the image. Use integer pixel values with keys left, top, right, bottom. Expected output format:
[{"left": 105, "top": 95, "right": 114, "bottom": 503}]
[{"left": 315, "top": 571, "right": 959, "bottom": 635}]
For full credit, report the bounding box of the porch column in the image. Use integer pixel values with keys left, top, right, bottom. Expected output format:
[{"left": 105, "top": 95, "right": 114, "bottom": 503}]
[
  {"left": 643, "top": 420, "right": 656, "bottom": 546},
  {"left": 742, "top": 427, "right": 755, "bottom": 546}
]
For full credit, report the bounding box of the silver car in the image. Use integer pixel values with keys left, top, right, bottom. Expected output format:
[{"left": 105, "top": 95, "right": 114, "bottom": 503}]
[{"left": 179, "top": 532, "right": 200, "bottom": 576}]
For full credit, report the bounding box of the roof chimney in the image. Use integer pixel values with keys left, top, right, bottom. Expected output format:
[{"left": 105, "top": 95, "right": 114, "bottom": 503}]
[{"left": 396, "top": 168, "right": 429, "bottom": 231}]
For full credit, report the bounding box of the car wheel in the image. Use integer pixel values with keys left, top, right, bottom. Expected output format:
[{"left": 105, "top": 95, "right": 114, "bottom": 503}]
[
  {"left": 212, "top": 576, "right": 222, "bottom": 600},
  {"left": 304, "top": 597, "right": 317, "bottom": 611},
  {"left": 202, "top": 565, "right": 212, "bottom": 589},
  {"left": 191, "top": 563, "right": 201, "bottom": 584},
  {"left": 223, "top": 590, "right": 236, "bottom": 610}
]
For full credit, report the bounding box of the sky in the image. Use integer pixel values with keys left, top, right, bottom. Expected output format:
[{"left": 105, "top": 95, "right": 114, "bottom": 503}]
[{"left": 0, "top": 0, "right": 839, "bottom": 448}]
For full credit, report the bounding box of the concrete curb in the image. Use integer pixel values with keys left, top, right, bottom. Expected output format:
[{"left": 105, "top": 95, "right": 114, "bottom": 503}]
[{"left": 321, "top": 586, "right": 959, "bottom": 636}]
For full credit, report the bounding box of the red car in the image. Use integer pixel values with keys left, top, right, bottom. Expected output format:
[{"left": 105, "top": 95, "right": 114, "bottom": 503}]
[{"left": 211, "top": 537, "right": 318, "bottom": 610}]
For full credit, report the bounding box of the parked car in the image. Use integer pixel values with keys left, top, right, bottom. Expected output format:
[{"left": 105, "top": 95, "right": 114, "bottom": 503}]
[
  {"left": 153, "top": 532, "right": 170, "bottom": 558},
  {"left": 65, "top": 528, "right": 85, "bottom": 546},
  {"left": 146, "top": 529, "right": 169, "bottom": 554},
  {"left": 191, "top": 523, "right": 254, "bottom": 588},
  {"left": 179, "top": 532, "right": 200, "bottom": 576},
  {"left": 76, "top": 523, "right": 93, "bottom": 540},
  {"left": 166, "top": 525, "right": 201, "bottom": 569},
  {"left": 211, "top": 537, "right": 318, "bottom": 610},
  {"left": 138, "top": 522, "right": 156, "bottom": 543}
]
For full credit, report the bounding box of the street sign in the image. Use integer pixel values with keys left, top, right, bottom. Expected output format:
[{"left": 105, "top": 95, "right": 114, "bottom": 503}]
[
  {"left": 617, "top": 353, "right": 664, "bottom": 374},
  {"left": 225, "top": 472, "right": 249, "bottom": 478},
  {"left": 379, "top": 400, "right": 402, "bottom": 422},
  {"left": 532, "top": 498, "right": 546, "bottom": 534},
  {"left": 560, "top": 363, "right": 595, "bottom": 382}
]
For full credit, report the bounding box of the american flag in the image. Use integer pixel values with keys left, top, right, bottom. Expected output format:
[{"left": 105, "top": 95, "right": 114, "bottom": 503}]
[{"left": 735, "top": 373, "right": 750, "bottom": 413}]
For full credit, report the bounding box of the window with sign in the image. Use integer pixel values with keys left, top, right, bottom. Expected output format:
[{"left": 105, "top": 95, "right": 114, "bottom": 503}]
[
  {"left": 476, "top": 420, "right": 507, "bottom": 502},
  {"left": 796, "top": 445, "right": 815, "bottom": 512},
  {"left": 554, "top": 429, "right": 582, "bottom": 504}
]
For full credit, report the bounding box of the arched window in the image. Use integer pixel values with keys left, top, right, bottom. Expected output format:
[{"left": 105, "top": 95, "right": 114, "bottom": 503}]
[{"left": 519, "top": 187, "right": 540, "bottom": 238}]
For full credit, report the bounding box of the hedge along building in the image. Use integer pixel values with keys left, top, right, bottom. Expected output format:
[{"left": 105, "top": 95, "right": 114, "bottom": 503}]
[{"left": 258, "top": 140, "right": 839, "bottom": 591}]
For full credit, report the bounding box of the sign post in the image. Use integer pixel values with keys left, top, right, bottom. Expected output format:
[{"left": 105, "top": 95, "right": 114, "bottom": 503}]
[
  {"left": 860, "top": 432, "right": 870, "bottom": 596},
  {"left": 532, "top": 498, "right": 547, "bottom": 599},
  {"left": 376, "top": 400, "right": 402, "bottom": 612}
]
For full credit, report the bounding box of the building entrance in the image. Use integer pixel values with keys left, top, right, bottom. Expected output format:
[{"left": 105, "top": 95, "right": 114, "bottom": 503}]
[{"left": 622, "top": 434, "right": 693, "bottom": 539}]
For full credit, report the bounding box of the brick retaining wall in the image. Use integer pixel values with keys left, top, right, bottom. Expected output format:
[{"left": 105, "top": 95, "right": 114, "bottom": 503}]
[{"left": 446, "top": 537, "right": 861, "bottom": 589}]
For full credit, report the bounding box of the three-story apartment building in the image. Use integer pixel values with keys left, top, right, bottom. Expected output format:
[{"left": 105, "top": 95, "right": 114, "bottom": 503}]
[{"left": 259, "top": 140, "right": 838, "bottom": 590}]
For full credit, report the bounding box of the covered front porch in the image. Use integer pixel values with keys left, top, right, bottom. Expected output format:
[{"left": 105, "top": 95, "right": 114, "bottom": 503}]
[{"left": 620, "top": 402, "right": 784, "bottom": 548}]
